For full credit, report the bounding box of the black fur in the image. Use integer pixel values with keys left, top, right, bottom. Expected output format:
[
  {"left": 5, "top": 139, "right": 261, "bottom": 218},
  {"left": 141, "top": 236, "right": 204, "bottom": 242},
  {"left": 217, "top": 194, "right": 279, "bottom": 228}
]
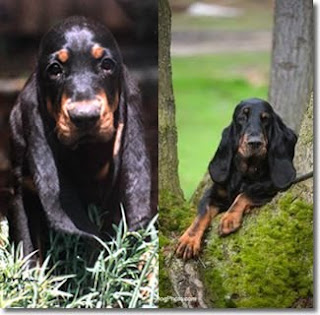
[
  {"left": 201, "top": 98, "right": 297, "bottom": 215},
  {"left": 9, "top": 16, "right": 152, "bottom": 256}
]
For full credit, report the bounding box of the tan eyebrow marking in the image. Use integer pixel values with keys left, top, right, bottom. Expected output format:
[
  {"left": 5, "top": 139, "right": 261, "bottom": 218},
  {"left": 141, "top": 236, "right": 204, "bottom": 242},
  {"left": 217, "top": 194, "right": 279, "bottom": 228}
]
[
  {"left": 91, "top": 44, "right": 104, "bottom": 59},
  {"left": 56, "top": 49, "right": 69, "bottom": 63},
  {"left": 261, "top": 112, "right": 270, "bottom": 119},
  {"left": 243, "top": 107, "right": 250, "bottom": 114}
]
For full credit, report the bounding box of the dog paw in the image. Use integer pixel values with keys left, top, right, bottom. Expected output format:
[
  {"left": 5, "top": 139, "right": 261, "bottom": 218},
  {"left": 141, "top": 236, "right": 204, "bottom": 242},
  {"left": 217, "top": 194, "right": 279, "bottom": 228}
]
[
  {"left": 218, "top": 212, "right": 242, "bottom": 236},
  {"left": 175, "top": 231, "right": 201, "bottom": 260}
]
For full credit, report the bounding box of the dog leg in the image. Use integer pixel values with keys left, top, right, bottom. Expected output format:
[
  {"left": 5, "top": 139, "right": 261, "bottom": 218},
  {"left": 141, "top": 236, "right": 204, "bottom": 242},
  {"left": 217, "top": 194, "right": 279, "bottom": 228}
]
[
  {"left": 176, "top": 205, "right": 219, "bottom": 260},
  {"left": 218, "top": 193, "right": 253, "bottom": 236}
]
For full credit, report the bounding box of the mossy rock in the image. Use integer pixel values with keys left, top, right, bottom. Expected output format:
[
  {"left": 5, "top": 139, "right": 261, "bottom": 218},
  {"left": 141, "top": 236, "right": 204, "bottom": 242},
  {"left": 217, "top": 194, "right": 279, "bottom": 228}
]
[{"left": 200, "top": 191, "right": 313, "bottom": 308}]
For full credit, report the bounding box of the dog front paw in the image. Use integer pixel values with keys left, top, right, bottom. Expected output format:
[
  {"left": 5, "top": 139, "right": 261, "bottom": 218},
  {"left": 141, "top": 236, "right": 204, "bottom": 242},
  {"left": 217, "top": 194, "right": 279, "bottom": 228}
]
[
  {"left": 218, "top": 212, "right": 242, "bottom": 236},
  {"left": 175, "top": 231, "right": 201, "bottom": 260}
]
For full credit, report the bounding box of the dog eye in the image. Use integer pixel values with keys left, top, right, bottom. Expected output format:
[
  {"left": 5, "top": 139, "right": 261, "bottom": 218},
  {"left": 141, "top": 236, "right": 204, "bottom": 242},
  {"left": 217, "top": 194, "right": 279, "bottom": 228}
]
[
  {"left": 261, "top": 113, "right": 270, "bottom": 122},
  {"left": 238, "top": 108, "right": 249, "bottom": 122},
  {"left": 101, "top": 58, "right": 115, "bottom": 73},
  {"left": 243, "top": 108, "right": 250, "bottom": 116},
  {"left": 47, "top": 63, "right": 63, "bottom": 79}
]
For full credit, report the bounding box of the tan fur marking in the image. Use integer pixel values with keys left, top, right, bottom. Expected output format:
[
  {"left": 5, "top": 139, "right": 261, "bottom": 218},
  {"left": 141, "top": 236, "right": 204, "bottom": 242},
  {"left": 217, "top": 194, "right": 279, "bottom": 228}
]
[
  {"left": 113, "top": 123, "right": 124, "bottom": 157},
  {"left": 91, "top": 44, "right": 104, "bottom": 59},
  {"left": 99, "top": 91, "right": 119, "bottom": 115},
  {"left": 56, "top": 93, "right": 76, "bottom": 145},
  {"left": 176, "top": 205, "right": 219, "bottom": 260},
  {"left": 238, "top": 133, "right": 268, "bottom": 158},
  {"left": 238, "top": 134, "right": 248, "bottom": 156},
  {"left": 219, "top": 193, "right": 253, "bottom": 235},
  {"left": 56, "top": 91, "right": 119, "bottom": 146},
  {"left": 261, "top": 112, "right": 270, "bottom": 120},
  {"left": 57, "top": 49, "right": 69, "bottom": 63},
  {"left": 97, "top": 91, "right": 120, "bottom": 141}
]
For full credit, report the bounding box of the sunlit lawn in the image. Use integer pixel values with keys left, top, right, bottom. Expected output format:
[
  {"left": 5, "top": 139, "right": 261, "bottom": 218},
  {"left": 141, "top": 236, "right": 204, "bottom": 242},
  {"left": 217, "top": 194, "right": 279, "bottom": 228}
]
[
  {"left": 172, "top": 10, "right": 272, "bottom": 32},
  {"left": 172, "top": 52, "right": 270, "bottom": 199},
  {"left": 171, "top": 0, "right": 273, "bottom": 32}
]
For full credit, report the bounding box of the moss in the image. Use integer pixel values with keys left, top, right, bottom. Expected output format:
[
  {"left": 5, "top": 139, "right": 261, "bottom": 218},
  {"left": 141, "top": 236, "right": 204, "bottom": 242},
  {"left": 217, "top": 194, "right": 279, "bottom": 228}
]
[
  {"left": 159, "top": 237, "right": 175, "bottom": 308},
  {"left": 201, "top": 192, "right": 313, "bottom": 308},
  {"left": 159, "top": 189, "right": 195, "bottom": 236},
  {"left": 159, "top": 190, "right": 195, "bottom": 308},
  {"left": 299, "top": 93, "right": 313, "bottom": 146}
]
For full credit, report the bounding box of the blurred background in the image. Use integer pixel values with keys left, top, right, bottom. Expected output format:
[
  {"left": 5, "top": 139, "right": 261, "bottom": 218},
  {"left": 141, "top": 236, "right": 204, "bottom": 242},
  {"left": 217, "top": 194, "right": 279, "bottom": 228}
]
[
  {"left": 0, "top": 0, "right": 158, "bottom": 213},
  {"left": 170, "top": 0, "right": 273, "bottom": 199}
]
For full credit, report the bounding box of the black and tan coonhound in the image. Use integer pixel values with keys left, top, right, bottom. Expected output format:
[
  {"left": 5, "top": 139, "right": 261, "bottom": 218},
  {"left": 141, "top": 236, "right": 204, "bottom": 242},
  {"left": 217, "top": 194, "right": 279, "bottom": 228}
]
[
  {"left": 176, "top": 98, "right": 297, "bottom": 260},
  {"left": 9, "top": 16, "right": 152, "bottom": 257}
]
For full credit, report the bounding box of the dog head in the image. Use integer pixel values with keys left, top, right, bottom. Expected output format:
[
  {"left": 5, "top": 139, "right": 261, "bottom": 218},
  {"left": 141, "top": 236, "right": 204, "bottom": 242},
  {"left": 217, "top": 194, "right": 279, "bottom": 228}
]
[
  {"left": 37, "top": 16, "right": 123, "bottom": 147},
  {"left": 209, "top": 98, "right": 297, "bottom": 188}
]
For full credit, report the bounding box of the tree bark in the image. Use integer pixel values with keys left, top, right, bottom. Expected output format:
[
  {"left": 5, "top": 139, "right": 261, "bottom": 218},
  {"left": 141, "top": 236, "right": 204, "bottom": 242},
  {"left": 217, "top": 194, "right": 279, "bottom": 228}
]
[
  {"left": 292, "top": 93, "right": 313, "bottom": 203},
  {"left": 158, "top": 1, "right": 207, "bottom": 308},
  {"left": 158, "top": 0, "right": 184, "bottom": 200},
  {"left": 268, "top": 0, "right": 313, "bottom": 133}
]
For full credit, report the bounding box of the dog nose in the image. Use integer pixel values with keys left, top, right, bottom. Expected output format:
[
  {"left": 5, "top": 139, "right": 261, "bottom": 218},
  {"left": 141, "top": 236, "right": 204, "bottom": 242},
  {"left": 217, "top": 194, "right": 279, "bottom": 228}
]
[
  {"left": 247, "top": 137, "right": 263, "bottom": 149},
  {"left": 67, "top": 102, "right": 101, "bottom": 129}
]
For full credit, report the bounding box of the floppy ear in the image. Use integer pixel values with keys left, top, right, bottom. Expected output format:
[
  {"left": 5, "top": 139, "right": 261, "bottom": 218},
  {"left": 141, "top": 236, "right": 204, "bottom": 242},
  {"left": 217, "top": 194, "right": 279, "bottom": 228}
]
[
  {"left": 116, "top": 65, "right": 152, "bottom": 230},
  {"left": 209, "top": 124, "right": 235, "bottom": 184},
  {"left": 117, "top": 66, "right": 129, "bottom": 128},
  {"left": 268, "top": 114, "right": 297, "bottom": 189},
  {"left": 112, "top": 65, "right": 142, "bottom": 176}
]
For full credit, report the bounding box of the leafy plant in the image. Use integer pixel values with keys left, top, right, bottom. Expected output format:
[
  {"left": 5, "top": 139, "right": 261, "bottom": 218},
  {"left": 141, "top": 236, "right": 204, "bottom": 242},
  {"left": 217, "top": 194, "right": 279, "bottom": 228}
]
[{"left": 0, "top": 208, "right": 158, "bottom": 308}]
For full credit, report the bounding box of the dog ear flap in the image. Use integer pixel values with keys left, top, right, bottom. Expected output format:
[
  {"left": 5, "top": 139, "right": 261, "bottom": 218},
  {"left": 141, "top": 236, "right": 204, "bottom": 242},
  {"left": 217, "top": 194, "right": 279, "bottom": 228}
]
[
  {"left": 116, "top": 65, "right": 152, "bottom": 229},
  {"left": 268, "top": 114, "right": 297, "bottom": 189},
  {"left": 118, "top": 65, "right": 142, "bottom": 126},
  {"left": 209, "top": 124, "right": 235, "bottom": 184},
  {"left": 112, "top": 65, "right": 135, "bottom": 185}
]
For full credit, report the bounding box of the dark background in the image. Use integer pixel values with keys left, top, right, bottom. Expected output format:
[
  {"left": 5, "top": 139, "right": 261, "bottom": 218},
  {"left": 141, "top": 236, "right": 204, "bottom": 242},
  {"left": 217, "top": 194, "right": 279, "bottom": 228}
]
[{"left": 0, "top": 0, "right": 158, "bottom": 214}]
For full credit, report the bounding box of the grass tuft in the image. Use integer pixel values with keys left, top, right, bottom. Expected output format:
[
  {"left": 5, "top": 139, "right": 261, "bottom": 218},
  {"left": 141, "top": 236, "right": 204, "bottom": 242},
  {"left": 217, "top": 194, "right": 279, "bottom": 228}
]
[{"left": 0, "top": 208, "right": 158, "bottom": 308}]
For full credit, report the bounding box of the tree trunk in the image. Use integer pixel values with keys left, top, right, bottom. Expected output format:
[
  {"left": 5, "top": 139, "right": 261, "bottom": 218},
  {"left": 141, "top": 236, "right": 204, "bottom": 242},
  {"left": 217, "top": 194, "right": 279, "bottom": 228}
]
[
  {"left": 268, "top": 0, "right": 313, "bottom": 133},
  {"left": 158, "top": 1, "right": 208, "bottom": 308},
  {"left": 292, "top": 93, "right": 313, "bottom": 203},
  {"left": 158, "top": 0, "right": 184, "bottom": 200}
]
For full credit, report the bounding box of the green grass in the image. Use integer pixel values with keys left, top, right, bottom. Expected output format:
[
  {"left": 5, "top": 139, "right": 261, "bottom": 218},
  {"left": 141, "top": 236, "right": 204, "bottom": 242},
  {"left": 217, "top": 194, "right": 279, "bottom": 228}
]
[
  {"left": 0, "top": 209, "right": 158, "bottom": 308},
  {"left": 172, "top": 52, "right": 270, "bottom": 199},
  {"left": 171, "top": 0, "right": 273, "bottom": 32},
  {"left": 172, "top": 9, "right": 272, "bottom": 32}
]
